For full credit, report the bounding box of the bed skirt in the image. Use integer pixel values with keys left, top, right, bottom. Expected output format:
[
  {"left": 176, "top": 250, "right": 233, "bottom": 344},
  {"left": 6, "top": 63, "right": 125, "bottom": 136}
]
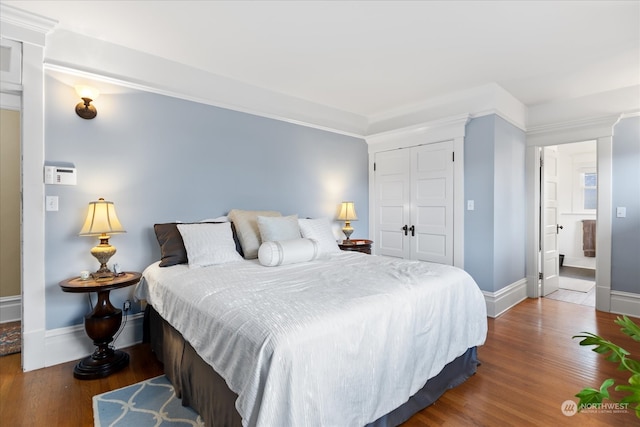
[{"left": 144, "top": 305, "right": 479, "bottom": 427}]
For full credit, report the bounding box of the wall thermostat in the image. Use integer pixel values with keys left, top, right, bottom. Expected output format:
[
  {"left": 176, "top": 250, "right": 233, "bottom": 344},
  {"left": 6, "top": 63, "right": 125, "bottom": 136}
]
[{"left": 44, "top": 166, "right": 77, "bottom": 185}]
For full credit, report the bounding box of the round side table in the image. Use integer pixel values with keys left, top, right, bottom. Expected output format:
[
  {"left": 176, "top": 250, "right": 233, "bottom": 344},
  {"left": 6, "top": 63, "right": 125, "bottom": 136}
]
[
  {"left": 59, "top": 272, "right": 141, "bottom": 380},
  {"left": 338, "top": 239, "right": 373, "bottom": 255}
]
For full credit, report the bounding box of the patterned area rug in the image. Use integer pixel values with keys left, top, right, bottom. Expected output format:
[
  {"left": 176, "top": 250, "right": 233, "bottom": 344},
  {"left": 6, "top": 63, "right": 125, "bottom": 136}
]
[
  {"left": 93, "top": 375, "right": 203, "bottom": 426},
  {"left": 0, "top": 321, "right": 21, "bottom": 356}
]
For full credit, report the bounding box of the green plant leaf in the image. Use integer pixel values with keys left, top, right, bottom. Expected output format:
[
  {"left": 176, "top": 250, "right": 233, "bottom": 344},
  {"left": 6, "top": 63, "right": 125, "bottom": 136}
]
[
  {"left": 623, "top": 359, "right": 640, "bottom": 375},
  {"left": 629, "top": 373, "right": 640, "bottom": 386},
  {"left": 599, "top": 378, "right": 614, "bottom": 398},
  {"left": 573, "top": 332, "right": 630, "bottom": 371},
  {"left": 574, "top": 316, "right": 640, "bottom": 418},
  {"left": 616, "top": 315, "right": 640, "bottom": 342},
  {"left": 575, "top": 381, "right": 612, "bottom": 409}
]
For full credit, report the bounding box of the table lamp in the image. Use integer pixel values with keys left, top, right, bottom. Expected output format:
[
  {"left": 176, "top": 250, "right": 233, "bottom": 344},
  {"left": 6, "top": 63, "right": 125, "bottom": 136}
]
[
  {"left": 79, "top": 198, "right": 126, "bottom": 279},
  {"left": 337, "top": 201, "right": 358, "bottom": 242}
]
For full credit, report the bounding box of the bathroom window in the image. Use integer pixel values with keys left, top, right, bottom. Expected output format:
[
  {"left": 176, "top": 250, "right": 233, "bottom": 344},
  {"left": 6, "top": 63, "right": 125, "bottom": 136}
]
[{"left": 583, "top": 172, "right": 597, "bottom": 210}]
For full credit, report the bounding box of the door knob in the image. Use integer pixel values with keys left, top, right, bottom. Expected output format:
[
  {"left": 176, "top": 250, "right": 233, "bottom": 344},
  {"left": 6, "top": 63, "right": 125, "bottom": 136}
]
[
  {"left": 409, "top": 225, "right": 415, "bottom": 236},
  {"left": 402, "top": 225, "right": 408, "bottom": 236},
  {"left": 557, "top": 224, "right": 564, "bottom": 233}
]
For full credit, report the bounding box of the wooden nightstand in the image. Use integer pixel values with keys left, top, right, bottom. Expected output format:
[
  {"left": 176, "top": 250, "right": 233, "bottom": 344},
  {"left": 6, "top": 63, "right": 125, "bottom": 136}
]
[
  {"left": 59, "top": 272, "right": 141, "bottom": 380},
  {"left": 339, "top": 239, "right": 373, "bottom": 255}
]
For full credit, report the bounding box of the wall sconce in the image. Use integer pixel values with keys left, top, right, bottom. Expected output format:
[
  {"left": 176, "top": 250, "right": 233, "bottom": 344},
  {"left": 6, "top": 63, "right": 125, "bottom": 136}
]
[{"left": 75, "top": 85, "right": 99, "bottom": 119}]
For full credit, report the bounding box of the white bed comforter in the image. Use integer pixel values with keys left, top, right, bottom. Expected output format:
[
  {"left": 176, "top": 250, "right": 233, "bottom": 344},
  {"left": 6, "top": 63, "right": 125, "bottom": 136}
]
[{"left": 136, "top": 252, "right": 487, "bottom": 427}]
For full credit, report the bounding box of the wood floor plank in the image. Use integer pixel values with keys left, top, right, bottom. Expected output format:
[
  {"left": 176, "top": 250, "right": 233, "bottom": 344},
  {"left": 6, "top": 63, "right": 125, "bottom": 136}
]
[{"left": 1, "top": 298, "right": 639, "bottom": 426}]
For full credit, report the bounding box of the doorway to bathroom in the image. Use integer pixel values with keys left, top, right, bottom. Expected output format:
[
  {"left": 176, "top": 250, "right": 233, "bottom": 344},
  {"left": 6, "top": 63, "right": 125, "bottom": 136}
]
[{"left": 542, "top": 141, "right": 597, "bottom": 307}]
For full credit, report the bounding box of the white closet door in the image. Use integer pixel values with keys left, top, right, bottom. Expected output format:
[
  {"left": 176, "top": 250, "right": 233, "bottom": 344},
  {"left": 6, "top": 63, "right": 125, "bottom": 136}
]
[
  {"left": 411, "top": 141, "right": 454, "bottom": 264},
  {"left": 374, "top": 149, "right": 411, "bottom": 258}
]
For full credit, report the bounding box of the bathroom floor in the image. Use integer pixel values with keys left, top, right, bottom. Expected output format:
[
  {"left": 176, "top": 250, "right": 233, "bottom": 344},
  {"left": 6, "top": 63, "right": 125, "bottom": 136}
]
[{"left": 544, "top": 266, "right": 596, "bottom": 307}]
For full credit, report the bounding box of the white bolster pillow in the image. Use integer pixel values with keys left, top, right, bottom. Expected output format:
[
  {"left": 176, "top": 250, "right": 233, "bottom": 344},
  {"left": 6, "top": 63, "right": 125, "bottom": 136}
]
[{"left": 258, "top": 238, "right": 319, "bottom": 267}]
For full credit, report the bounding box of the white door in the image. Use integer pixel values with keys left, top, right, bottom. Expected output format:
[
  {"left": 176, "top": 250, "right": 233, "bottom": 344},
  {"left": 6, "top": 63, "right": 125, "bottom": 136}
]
[
  {"left": 374, "top": 149, "right": 411, "bottom": 259},
  {"left": 411, "top": 142, "right": 454, "bottom": 264},
  {"left": 541, "top": 146, "right": 560, "bottom": 296},
  {"left": 373, "top": 141, "right": 454, "bottom": 264}
]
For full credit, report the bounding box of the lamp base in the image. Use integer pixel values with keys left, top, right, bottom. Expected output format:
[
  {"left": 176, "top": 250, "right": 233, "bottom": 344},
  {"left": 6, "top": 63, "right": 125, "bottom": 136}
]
[
  {"left": 342, "top": 222, "right": 354, "bottom": 241},
  {"left": 91, "top": 237, "right": 116, "bottom": 280}
]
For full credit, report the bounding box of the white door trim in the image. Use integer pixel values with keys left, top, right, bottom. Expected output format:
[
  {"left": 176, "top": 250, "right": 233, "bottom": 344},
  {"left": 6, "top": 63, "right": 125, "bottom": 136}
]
[
  {"left": 1, "top": 4, "right": 57, "bottom": 371},
  {"left": 526, "top": 115, "right": 620, "bottom": 312}
]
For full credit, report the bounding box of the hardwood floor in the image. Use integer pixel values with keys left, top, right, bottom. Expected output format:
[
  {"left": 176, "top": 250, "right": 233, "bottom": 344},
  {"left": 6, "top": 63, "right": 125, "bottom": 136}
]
[
  {"left": 404, "top": 298, "right": 639, "bottom": 427},
  {"left": 1, "top": 298, "right": 638, "bottom": 426},
  {"left": 0, "top": 343, "right": 164, "bottom": 426}
]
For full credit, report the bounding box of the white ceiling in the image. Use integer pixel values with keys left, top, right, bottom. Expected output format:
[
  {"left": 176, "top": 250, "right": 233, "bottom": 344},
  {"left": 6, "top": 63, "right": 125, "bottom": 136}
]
[{"left": 4, "top": 0, "right": 640, "bottom": 117}]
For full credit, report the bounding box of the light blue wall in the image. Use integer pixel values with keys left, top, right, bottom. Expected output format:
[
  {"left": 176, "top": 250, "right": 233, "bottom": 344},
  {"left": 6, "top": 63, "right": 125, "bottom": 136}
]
[
  {"left": 44, "top": 74, "right": 368, "bottom": 329},
  {"left": 611, "top": 116, "right": 640, "bottom": 293},
  {"left": 464, "top": 116, "right": 495, "bottom": 291},
  {"left": 464, "top": 115, "right": 526, "bottom": 292},
  {"left": 493, "top": 116, "right": 526, "bottom": 290}
]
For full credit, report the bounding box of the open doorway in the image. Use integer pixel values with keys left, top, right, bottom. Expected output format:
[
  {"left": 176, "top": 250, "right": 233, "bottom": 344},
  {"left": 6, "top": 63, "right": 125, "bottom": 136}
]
[
  {"left": 543, "top": 141, "right": 597, "bottom": 307},
  {"left": 0, "top": 106, "right": 22, "bottom": 325},
  {"left": 526, "top": 116, "right": 616, "bottom": 314}
]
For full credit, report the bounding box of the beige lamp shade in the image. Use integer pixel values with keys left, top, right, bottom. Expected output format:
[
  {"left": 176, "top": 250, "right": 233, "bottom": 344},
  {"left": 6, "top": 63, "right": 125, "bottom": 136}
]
[
  {"left": 337, "top": 202, "right": 358, "bottom": 221},
  {"left": 79, "top": 198, "right": 126, "bottom": 236}
]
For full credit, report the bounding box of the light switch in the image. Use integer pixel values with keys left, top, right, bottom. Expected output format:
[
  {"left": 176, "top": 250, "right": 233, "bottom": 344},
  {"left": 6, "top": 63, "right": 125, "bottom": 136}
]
[
  {"left": 467, "top": 200, "right": 475, "bottom": 211},
  {"left": 616, "top": 207, "right": 627, "bottom": 218},
  {"left": 46, "top": 196, "right": 58, "bottom": 211}
]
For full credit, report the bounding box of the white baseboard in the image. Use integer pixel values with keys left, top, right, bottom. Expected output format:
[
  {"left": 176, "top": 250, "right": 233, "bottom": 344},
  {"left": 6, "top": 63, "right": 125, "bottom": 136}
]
[
  {"left": 483, "top": 278, "right": 528, "bottom": 318},
  {"left": 44, "top": 312, "right": 145, "bottom": 367},
  {"left": 610, "top": 291, "right": 640, "bottom": 318},
  {"left": 0, "top": 295, "right": 21, "bottom": 323}
]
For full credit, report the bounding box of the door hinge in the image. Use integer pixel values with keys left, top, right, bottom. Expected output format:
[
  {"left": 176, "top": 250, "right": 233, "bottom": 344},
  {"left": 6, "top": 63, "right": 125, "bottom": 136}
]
[
  {"left": 540, "top": 158, "right": 544, "bottom": 167},
  {"left": 452, "top": 152, "right": 455, "bottom": 162},
  {"left": 539, "top": 272, "right": 543, "bottom": 280},
  {"left": 373, "top": 162, "right": 376, "bottom": 171}
]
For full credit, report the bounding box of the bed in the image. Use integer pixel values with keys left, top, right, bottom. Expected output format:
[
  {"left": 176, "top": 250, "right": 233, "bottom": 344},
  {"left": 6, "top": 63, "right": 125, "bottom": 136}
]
[{"left": 135, "top": 213, "right": 487, "bottom": 427}]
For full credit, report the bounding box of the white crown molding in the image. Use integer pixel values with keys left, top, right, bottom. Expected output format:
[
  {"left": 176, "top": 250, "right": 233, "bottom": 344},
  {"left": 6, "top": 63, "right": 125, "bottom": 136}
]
[
  {"left": 527, "top": 85, "right": 640, "bottom": 130},
  {"left": 0, "top": 4, "right": 57, "bottom": 45},
  {"left": 45, "top": 62, "right": 367, "bottom": 140},
  {"left": 365, "top": 113, "right": 470, "bottom": 152},
  {"left": 43, "top": 30, "right": 368, "bottom": 138},
  {"left": 39, "top": 27, "right": 533, "bottom": 139},
  {"left": 367, "top": 83, "right": 527, "bottom": 135},
  {"left": 526, "top": 114, "right": 620, "bottom": 146}
]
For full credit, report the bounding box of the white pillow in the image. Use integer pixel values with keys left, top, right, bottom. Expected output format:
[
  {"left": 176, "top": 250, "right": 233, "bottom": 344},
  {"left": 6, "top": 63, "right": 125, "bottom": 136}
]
[
  {"left": 257, "top": 215, "right": 301, "bottom": 243},
  {"left": 177, "top": 222, "right": 243, "bottom": 268},
  {"left": 227, "top": 209, "right": 281, "bottom": 259},
  {"left": 258, "top": 238, "right": 319, "bottom": 266},
  {"left": 298, "top": 218, "right": 341, "bottom": 255}
]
